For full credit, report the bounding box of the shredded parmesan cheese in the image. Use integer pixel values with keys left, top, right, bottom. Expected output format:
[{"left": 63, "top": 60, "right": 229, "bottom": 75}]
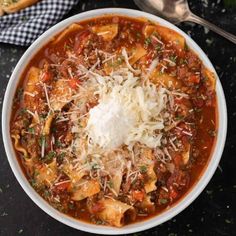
[{"left": 86, "top": 68, "right": 169, "bottom": 150}]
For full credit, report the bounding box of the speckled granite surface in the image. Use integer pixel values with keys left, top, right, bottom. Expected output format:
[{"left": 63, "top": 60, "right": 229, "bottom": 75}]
[{"left": 0, "top": 0, "right": 235, "bottom": 235}]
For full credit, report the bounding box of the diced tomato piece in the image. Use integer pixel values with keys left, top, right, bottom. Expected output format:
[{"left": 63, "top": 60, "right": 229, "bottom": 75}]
[
  {"left": 169, "top": 187, "right": 178, "bottom": 199},
  {"left": 74, "top": 30, "right": 90, "bottom": 54},
  {"left": 176, "top": 48, "right": 185, "bottom": 58},
  {"left": 188, "top": 74, "right": 200, "bottom": 84},
  {"left": 55, "top": 181, "right": 70, "bottom": 191},
  {"left": 173, "top": 154, "right": 183, "bottom": 167},
  {"left": 69, "top": 78, "right": 80, "bottom": 89},
  {"left": 41, "top": 71, "right": 52, "bottom": 82},
  {"left": 193, "top": 97, "right": 204, "bottom": 108},
  {"left": 177, "top": 66, "right": 188, "bottom": 80},
  {"left": 131, "top": 190, "right": 145, "bottom": 202},
  {"left": 187, "top": 51, "right": 201, "bottom": 69},
  {"left": 91, "top": 202, "right": 105, "bottom": 213}
]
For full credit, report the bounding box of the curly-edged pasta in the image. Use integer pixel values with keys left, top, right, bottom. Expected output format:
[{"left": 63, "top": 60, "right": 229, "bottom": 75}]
[
  {"left": 11, "top": 134, "right": 28, "bottom": 157},
  {"left": 95, "top": 198, "right": 136, "bottom": 227},
  {"left": 92, "top": 24, "right": 118, "bottom": 41}
]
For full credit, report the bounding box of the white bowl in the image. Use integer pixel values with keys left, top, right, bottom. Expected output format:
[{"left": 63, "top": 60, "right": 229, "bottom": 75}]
[{"left": 2, "top": 8, "right": 227, "bottom": 235}]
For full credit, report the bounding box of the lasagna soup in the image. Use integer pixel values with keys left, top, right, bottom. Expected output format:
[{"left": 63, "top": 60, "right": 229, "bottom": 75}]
[{"left": 11, "top": 16, "right": 217, "bottom": 227}]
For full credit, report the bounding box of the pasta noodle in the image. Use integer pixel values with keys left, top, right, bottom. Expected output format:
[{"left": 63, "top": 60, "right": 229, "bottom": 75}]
[
  {"left": 11, "top": 134, "right": 28, "bottom": 157},
  {"left": 96, "top": 198, "right": 136, "bottom": 227}
]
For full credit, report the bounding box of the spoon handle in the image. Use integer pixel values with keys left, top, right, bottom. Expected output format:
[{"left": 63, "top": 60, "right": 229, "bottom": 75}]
[{"left": 186, "top": 13, "right": 236, "bottom": 44}]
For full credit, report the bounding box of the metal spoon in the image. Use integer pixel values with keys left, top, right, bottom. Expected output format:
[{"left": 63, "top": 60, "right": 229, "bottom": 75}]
[{"left": 134, "top": 0, "right": 236, "bottom": 44}]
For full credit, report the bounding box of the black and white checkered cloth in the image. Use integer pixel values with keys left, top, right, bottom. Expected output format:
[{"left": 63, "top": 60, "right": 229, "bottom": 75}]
[{"left": 0, "top": 0, "right": 79, "bottom": 46}]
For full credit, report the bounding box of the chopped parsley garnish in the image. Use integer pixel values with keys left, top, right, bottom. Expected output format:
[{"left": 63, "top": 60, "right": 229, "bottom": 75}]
[
  {"left": 64, "top": 43, "right": 71, "bottom": 50},
  {"left": 91, "top": 163, "right": 100, "bottom": 170},
  {"left": 159, "top": 198, "right": 168, "bottom": 204},
  {"left": 169, "top": 55, "right": 177, "bottom": 63},
  {"left": 175, "top": 115, "right": 184, "bottom": 121},
  {"left": 184, "top": 43, "right": 189, "bottom": 51},
  {"left": 107, "top": 56, "right": 124, "bottom": 67},
  {"left": 68, "top": 202, "right": 75, "bottom": 210},
  {"left": 57, "top": 152, "right": 66, "bottom": 162},
  {"left": 144, "top": 37, "right": 151, "bottom": 46},
  {"left": 38, "top": 135, "right": 46, "bottom": 147},
  {"left": 179, "top": 58, "right": 188, "bottom": 65},
  {"left": 44, "top": 151, "right": 56, "bottom": 162},
  {"left": 55, "top": 140, "right": 63, "bottom": 147},
  {"left": 30, "top": 178, "right": 37, "bottom": 188},
  {"left": 140, "top": 165, "right": 147, "bottom": 173},
  {"left": 23, "top": 119, "right": 30, "bottom": 127},
  {"left": 28, "top": 127, "right": 35, "bottom": 134},
  {"left": 155, "top": 45, "right": 162, "bottom": 52},
  {"left": 51, "top": 126, "right": 57, "bottom": 133},
  {"left": 43, "top": 189, "right": 51, "bottom": 198},
  {"left": 39, "top": 113, "right": 48, "bottom": 120},
  {"left": 19, "top": 108, "right": 27, "bottom": 115},
  {"left": 107, "top": 180, "right": 113, "bottom": 188},
  {"left": 15, "top": 88, "right": 24, "bottom": 102},
  {"left": 95, "top": 219, "right": 104, "bottom": 225}
]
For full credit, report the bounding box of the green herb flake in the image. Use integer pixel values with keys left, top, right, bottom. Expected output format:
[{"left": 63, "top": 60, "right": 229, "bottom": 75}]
[
  {"left": 91, "top": 163, "right": 100, "bottom": 170},
  {"left": 68, "top": 202, "right": 75, "bottom": 210},
  {"left": 30, "top": 178, "right": 37, "bottom": 188},
  {"left": 55, "top": 140, "right": 63, "bottom": 147},
  {"left": 155, "top": 45, "right": 162, "bottom": 52},
  {"left": 44, "top": 151, "right": 56, "bottom": 162},
  {"left": 144, "top": 37, "right": 151, "bottom": 46},
  {"left": 179, "top": 58, "right": 185, "bottom": 65},
  {"left": 43, "top": 189, "right": 51, "bottom": 198},
  {"left": 58, "top": 152, "right": 66, "bottom": 162},
  {"left": 19, "top": 108, "right": 27, "bottom": 115},
  {"left": 38, "top": 135, "right": 46, "bottom": 147},
  {"left": 95, "top": 219, "right": 104, "bottom": 225},
  {"left": 23, "top": 119, "right": 30, "bottom": 127},
  {"left": 107, "top": 180, "right": 113, "bottom": 188},
  {"left": 175, "top": 115, "right": 184, "bottom": 121},
  {"left": 184, "top": 43, "right": 189, "bottom": 51},
  {"left": 15, "top": 88, "right": 24, "bottom": 101},
  {"left": 140, "top": 165, "right": 147, "bottom": 173},
  {"left": 169, "top": 55, "right": 177, "bottom": 63},
  {"left": 159, "top": 198, "right": 168, "bottom": 204},
  {"left": 64, "top": 43, "right": 71, "bottom": 50},
  {"left": 28, "top": 127, "right": 35, "bottom": 134}
]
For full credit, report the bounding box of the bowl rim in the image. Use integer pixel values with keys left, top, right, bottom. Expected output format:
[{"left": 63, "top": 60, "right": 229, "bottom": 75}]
[{"left": 2, "top": 8, "right": 227, "bottom": 235}]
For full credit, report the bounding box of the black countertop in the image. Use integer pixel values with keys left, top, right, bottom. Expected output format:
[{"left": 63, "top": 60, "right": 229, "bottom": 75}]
[{"left": 0, "top": 0, "right": 235, "bottom": 235}]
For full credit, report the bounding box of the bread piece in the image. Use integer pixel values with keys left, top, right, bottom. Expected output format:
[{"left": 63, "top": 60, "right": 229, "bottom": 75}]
[
  {"left": 0, "top": 5, "right": 4, "bottom": 16},
  {"left": 1, "top": 0, "right": 39, "bottom": 14}
]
